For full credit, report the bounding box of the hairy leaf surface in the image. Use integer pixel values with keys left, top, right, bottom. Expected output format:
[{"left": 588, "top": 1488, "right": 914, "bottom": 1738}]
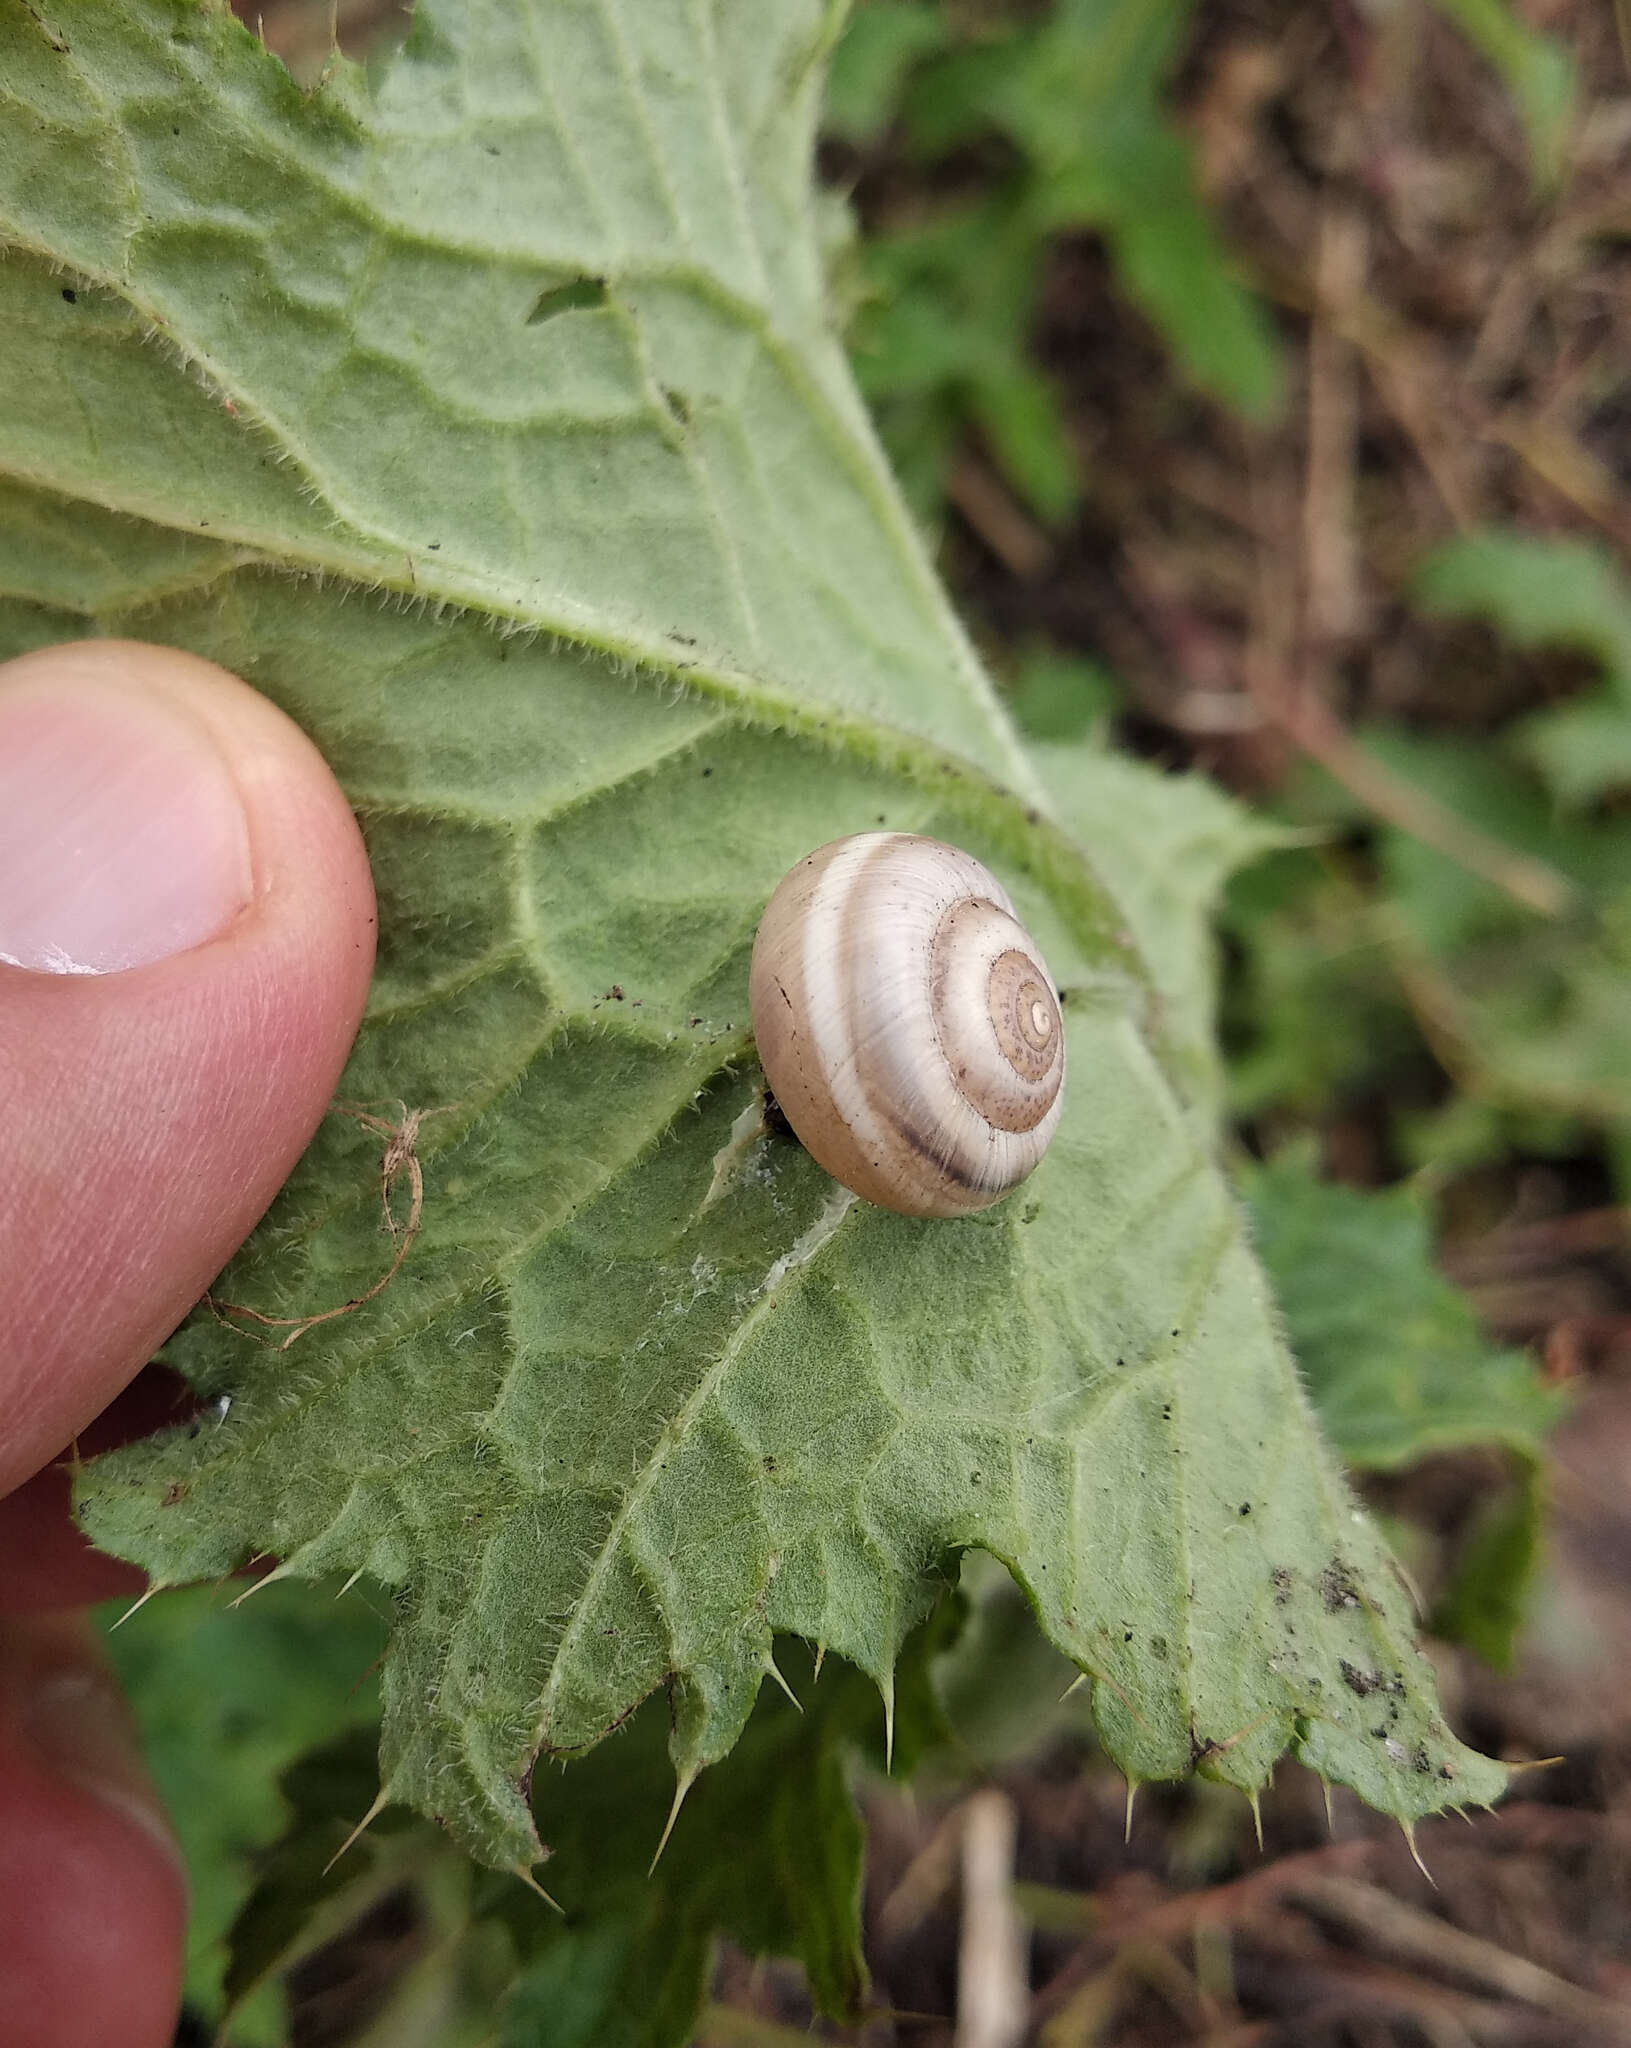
[{"left": 0, "top": 0, "right": 1500, "bottom": 1874}]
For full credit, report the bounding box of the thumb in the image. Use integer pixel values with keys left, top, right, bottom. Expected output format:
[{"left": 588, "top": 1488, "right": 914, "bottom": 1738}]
[{"left": 0, "top": 639, "right": 376, "bottom": 1524}]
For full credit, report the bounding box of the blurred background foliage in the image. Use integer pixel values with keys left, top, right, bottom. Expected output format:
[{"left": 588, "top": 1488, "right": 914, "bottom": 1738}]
[{"left": 123, "top": 0, "right": 1631, "bottom": 2038}]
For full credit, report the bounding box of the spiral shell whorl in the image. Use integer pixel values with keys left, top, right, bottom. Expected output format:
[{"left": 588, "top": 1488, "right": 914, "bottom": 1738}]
[{"left": 748, "top": 833, "right": 1066, "bottom": 1217}]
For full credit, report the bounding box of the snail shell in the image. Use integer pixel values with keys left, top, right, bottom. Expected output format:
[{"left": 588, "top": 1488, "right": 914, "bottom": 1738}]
[{"left": 748, "top": 833, "right": 1066, "bottom": 1217}]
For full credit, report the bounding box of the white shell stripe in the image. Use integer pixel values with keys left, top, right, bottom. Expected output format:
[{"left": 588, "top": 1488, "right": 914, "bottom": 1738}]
[
  {"left": 860, "top": 850, "right": 999, "bottom": 1191},
  {"left": 848, "top": 841, "right": 969, "bottom": 1188},
  {"left": 797, "top": 836, "right": 881, "bottom": 1175}
]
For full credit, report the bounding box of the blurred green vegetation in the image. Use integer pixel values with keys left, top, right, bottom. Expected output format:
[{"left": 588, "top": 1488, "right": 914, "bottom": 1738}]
[
  {"left": 1219, "top": 562, "right": 1631, "bottom": 1188},
  {"left": 103, "top": 1581, "right": 387, "bottom": 2044},
  {"left": 831, "top": 0, "right": 1285, "bottom": 523},
  {"left": 831, "top": 0, "right": 1575, "bottom": 526}
]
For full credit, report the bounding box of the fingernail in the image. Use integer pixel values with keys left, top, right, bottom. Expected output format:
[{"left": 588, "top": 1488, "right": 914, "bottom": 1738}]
[
  {"left": 0, "top": 662, "right": 252, "bottom": 974},
  {"left": 4, "top": 1616, "right": 182, "bottom": 1875}
]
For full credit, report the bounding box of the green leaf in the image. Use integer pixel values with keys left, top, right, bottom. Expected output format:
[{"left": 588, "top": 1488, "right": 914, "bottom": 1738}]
[
  {"left": 1009, "top": 648, "right": 1121, "bottom": 744},
  {"left": 0, "top": 0, "right": 1029, "bottom": 789},
  {"left": 1242, "top": 1148, "right": 1564, "bottom": 1474},
  {"left": 996, "top": 0, "right": 1283, "bottom": 420},
  {"left": 100, "top": 1581, "right": 387, "bottom": 2042},
  {"left": 1047, "top": 125, "right": 1283, "bottom": 423},
  {"left": 852, "top": 199, "right": 1075, "bottom": 523},
  {"left": 1369, "top": 731, "right": 1631, "bottom": 1123},
  {"left": 1033, "top": 739, "right": 1289, "bottom": 1119},
  {"left": 1237, "top": 731, "right": 1631, "bottom": 1140},
  {"left": 1427, "top": 0, "right": 1576, "bottom": 188},
  {"left": 1414, "top": 532, "right": 1631, "bottom": 681},
  {"left": 967, "top": 355, "right": 1082, "bottom": 526},
  {"left": 1413, "top": 531, "right": 1631, "bottom": 809},
  {"left": 221, "top": 1727, "right": 529, "bottom": 2048},
  {"left": 931, "top": 1552, "right": 1083, "bottom": 1767},
  {"left": 824, "top": 0, "right": 946, "bottom": 146},
  {"left": 847, "top": 0, "right": 1283, "bottom": 527},
  {"left": 1521, "top": 700, "right": 1631, "bottom": 815},
  {"left": 1, "top": 0, "right": 1498, "bottom": 1881},
  {"left": 1431, "top": 1467, "right": 1545, "bottom": 1673},
  {"left": 226, "top": 1644, "right": 888, "bottom": 2048},
  {"left": 502, "top": 1642, "right": 874, "bottom": 2047},
  {"left": 1220, "top": 850, "right": 1422, "bottom": 1123}
]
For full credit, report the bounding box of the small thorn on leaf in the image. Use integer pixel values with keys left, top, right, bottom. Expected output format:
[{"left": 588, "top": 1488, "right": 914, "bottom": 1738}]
[
  {"left": 1248, "top": 1788, "right": 1264, "bottom": 1852},
  {"left": 109, "top": 1584, "right": 164, "bottom": 1632},
  {"left": 512, "top": 1864, "right": 563, "bottom": 1915},
  {"left": 1401, "top": 1820, "right": 1435, "bottom": 1887},
  {"left": 881, "top": 1677, "right": 896, "bottom": 1774},
  {"left": 1123, "top": 1780, "right": 1138, "bottom": 1845},
  {"left": 650, "top": 1766, "right": 698, "bottom": 1874},
  {"left": 229, "top": 1561, "right": 294, "bottom": 1609},
  {"left": 1321, "top": 1778, "right": 1336, "bottom": 1839},
  {"left": 1059, "top": 1671, "right": 1088, "bottom": 1704},
  {"left": 812, "top": 1642, "right": 826, "bottom": 1681},
  {"left": 324, "top": 1786, "right": 391, "bottom": 1875},
  {"left": 763, "top": 1652, "right": 801, "bottom": 1713}
]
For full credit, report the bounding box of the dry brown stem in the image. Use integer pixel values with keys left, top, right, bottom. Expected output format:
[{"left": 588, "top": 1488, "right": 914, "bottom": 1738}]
[
  {"left": 212, "top": 1101, "right": 452, "bottom": 1350},
  {"left": 1246, "top": 667, "right": 1574, "bottom": 916},
  {"left": 956, "top": 1791, "right": 1029, "bottom": 2048},
  {"left": 1291, "top": 1873, "right": 1631, "bottom": 2035},
  {"left": 947, "top": 455, "right": 1055, "bottom": 580}
]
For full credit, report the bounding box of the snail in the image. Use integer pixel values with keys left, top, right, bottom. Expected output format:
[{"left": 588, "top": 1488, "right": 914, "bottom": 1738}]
[{"left": 748, "top": 833, "right": 1065, "bottom": 1217}]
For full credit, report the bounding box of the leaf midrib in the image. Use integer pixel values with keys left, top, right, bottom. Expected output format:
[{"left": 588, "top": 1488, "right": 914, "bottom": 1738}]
[{"left": 531, "top": 1185, "right": 860, "bottom": 1743}]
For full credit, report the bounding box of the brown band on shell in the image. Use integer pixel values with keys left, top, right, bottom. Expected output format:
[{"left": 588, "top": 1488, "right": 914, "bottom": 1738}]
[
  {"left": 988, "top": 948, "right": 1059, "bottom": 1087},
  {"left": 929, "top": 898, "right": 1061, "bottom": 1136}
]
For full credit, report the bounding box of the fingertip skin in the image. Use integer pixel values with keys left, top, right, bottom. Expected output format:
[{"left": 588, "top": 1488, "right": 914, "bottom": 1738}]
[
  {"left": 0, "top": 1738, "right": 188, "bottom": 2048},
  {"left": 0, "top": 640, "right": 377, "bottom": 1501},
  {"left": 0, "top": 639, "right": 371, "bottom": 2041},
  {"left": 0, "top": 1615, "right": 187, "bottom": 2048}
]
